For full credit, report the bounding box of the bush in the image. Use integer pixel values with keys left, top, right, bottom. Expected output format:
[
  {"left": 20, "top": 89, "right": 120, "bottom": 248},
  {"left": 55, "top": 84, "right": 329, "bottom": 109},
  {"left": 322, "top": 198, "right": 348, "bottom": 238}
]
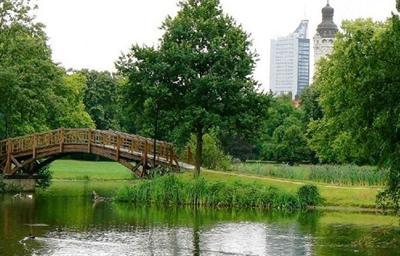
[
  {"left": 376, "top": 189, "right": 400, "bottom": 210},
  {"left": 187, "top": 132, "right": 231, "bottom": 170},
  {"left": 297, "top": 185, "right": 322, "bottom": 208},
  {"left": 36, "top": 166, "right": 53, "bottom": 189}
]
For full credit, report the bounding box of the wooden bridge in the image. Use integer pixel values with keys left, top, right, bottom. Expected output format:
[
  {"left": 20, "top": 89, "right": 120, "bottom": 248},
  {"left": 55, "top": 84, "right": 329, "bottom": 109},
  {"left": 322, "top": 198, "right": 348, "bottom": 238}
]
[{"left": 0, "top": 128, "right": 180, "bottom": 177}]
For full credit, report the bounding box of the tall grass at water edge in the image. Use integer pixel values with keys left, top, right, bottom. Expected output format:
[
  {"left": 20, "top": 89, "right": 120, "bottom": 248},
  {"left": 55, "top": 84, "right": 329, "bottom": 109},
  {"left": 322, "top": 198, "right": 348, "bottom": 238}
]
[
  {"left": 114, "top": 175, "right": 321, "bottom": 210},
  {"left": 229, "top": 163, "right": 388, "bottom": 186}
]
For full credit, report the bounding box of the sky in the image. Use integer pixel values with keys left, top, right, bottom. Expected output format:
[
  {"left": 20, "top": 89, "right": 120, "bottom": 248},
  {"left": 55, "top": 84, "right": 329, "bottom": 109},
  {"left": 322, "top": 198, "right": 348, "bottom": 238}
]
[{"left": 36, "top": 0, "right": 396, "bottom": 90}]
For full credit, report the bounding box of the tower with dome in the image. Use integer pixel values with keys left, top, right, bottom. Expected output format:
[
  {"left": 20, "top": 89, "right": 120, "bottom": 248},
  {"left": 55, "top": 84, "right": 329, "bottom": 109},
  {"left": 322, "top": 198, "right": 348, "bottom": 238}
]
[{"left": 314, "top": 0, "right": 338, "bottom": 64}]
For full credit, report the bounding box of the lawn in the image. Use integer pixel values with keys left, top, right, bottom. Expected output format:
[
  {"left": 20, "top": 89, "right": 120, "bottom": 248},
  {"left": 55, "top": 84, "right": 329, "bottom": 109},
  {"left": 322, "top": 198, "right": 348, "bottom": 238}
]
[
  {"left": 48, "top": 160, "right": 380, "bottom": 208},
  {"left": 49, "top": 160, "right": 134, "bottom": 180}
]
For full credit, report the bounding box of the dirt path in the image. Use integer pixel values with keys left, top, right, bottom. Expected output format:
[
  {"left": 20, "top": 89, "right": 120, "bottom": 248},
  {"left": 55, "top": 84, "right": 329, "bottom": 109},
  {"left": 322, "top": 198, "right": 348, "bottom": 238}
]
[{"left": 204, "top": 169, "right": 379, "bottom": 191}]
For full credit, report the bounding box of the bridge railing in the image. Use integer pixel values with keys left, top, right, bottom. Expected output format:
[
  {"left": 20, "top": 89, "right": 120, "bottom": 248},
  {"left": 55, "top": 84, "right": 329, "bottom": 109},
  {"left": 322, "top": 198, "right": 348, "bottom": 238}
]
[{"left": 0, "top": 129, "right": 179, "bottom": 167}]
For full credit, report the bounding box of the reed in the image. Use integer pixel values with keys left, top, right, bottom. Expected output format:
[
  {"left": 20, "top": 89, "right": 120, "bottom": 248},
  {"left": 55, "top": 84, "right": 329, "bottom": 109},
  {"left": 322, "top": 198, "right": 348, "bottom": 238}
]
[
  {"left": 114, "top": 175, "right": 320, "bottom": 210},
  {"left": 229, "top": 163, "right": 387, "bottom": 186}
]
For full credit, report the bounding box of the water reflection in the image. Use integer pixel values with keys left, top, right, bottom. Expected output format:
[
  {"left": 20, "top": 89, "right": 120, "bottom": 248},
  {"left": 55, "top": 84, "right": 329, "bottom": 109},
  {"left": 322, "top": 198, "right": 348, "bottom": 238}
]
[{"left": 0, "top": 192, "right": 399, "bottom": 256}]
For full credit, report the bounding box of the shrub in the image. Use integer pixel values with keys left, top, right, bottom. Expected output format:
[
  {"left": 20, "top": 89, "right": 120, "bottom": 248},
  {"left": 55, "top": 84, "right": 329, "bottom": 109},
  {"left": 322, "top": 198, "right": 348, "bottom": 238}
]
[
  {"left": 376, "top": 189, "right": 400, "bottom": 210},
  {"left": 36, "top": 166, "right": 53, "bottom": 189},
  {"left": 297, "top": 185, "right": 322, "bottom": 208},
  {"left": 187, "top": 132, "right": 231, "bottom": 170}
]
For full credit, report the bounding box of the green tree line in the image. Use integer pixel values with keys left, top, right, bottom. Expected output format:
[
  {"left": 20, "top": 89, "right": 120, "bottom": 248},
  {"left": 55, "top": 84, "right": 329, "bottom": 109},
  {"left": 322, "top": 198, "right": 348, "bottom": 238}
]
[
  {"left": 0, "top": 1, "right": 123, "bottom": 139},
  {"left": 2, "top": 0, "right": 400, "bottom": 205}
]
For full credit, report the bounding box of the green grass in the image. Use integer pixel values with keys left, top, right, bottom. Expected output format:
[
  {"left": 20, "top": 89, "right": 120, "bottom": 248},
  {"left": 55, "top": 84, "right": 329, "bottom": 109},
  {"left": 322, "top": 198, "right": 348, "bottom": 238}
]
[
  {"left": 229, "top": 163, "right": 387, "bottom": 186},
  {"left": 47, "top": 160, "right": 380, "bottom": 208},
  {"left": 184, "top": 170, "right": 380, "bottom": 208},
  {"left": 49, "top": 160, "right": 134, "bottom": 180},
  {"left": 114, "top": 174, "right": 315, "bottom": 210}
]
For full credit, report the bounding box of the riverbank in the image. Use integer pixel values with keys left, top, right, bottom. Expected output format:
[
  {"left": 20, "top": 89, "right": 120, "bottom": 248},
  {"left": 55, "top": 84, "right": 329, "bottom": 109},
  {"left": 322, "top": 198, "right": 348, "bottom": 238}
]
[{"left": 46, "top": 160, "right": 381, "bottom": 209}]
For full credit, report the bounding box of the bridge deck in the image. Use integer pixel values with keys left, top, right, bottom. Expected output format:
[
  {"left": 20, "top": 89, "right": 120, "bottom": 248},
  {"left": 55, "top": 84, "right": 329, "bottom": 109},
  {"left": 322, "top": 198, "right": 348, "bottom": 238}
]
[{"left": 0, "top": 128, "right": 180, "bottom": 177}]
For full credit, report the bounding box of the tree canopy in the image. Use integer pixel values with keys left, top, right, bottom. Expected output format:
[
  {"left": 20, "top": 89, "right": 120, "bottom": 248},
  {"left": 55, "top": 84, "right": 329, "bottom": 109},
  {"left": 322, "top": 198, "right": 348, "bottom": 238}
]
[
  {"left": 81, "top": 70, "right": 121, "bottom": 130},
  {"left": 0, "top": 0, "right": 93, "bottom": 139},
  {"left": 260, "top": 96, "right": 312, "bottom": 164},
  {"left": 118, "top": 0, "right": 270, "bottom": 175},
  {"left": 310, "top": 16, "right": 400, "bottom": 206}
]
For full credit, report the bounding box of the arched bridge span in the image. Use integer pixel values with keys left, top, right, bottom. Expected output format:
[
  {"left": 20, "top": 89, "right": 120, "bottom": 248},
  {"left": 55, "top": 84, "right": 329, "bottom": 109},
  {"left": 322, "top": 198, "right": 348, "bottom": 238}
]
[{"left": 0, "top": 128, "right": 180, "bottom": 177}]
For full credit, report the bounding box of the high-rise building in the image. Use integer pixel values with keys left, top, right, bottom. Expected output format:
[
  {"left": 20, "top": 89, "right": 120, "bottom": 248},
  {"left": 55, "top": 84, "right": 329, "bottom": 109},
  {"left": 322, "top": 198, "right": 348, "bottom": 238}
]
[
  {"left": 314, "top": 1, "right": 338, "bottom": 64},
  {"left": 270, "top": 20, "right": 310, "bottom": 99}
]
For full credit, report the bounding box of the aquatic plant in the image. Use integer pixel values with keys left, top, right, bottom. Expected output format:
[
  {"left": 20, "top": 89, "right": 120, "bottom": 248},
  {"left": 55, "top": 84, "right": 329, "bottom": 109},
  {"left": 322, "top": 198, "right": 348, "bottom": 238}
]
[{"left": 114, "top": 175, "right": 319, "bottom": 210}]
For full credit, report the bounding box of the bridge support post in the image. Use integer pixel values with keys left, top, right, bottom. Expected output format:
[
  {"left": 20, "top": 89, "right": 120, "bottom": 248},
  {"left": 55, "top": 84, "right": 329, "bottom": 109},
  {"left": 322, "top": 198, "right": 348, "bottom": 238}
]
[
  {"left": 88, "top": 129, "right": 92, "bottom": 153},
  {"left": 5, "top": 140, "right": 12, "bottom": 174},
  {"left": 169, "top": 148, "right": 173, "bottom": 167},
  {"left": 116, "top": 135, "right": 121, "bottom": 161},
  {"left": 141, "top": 141, "right": 149, "bottom": 177},
  {"left": 32, "top": 135, "right": 37, "bottom": 159},
  {"left": 59, "top": 128, "right": 64, "bottom": 153}
]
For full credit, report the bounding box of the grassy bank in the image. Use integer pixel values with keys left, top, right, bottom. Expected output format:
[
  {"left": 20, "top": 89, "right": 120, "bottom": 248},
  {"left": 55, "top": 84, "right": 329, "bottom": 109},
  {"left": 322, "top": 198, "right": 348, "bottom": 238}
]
[
  {"left": 114, "top": 174, "right": 320, "bottom": 210},
  {"left": 229, "top": 163, "right": 387, "bottom": 186},
  {"left": 194, "top": 170, "right": 379, "bottom": 208},
  {"left": 47, "top": 160, "right": 380, "bottom": 208}
]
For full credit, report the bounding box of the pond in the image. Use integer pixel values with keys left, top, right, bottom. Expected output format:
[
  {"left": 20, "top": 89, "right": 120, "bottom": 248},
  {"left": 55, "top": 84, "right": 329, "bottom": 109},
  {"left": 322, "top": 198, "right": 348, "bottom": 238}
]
[{"left": 0, "top": 181, "right": 399, "bottom": 256}]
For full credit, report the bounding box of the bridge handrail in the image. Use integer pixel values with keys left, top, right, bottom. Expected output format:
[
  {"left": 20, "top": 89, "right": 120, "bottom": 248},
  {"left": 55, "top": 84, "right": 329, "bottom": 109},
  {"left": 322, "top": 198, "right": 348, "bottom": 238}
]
[{"left": 0, "top": 128, "right": 177, "bottom": 163}]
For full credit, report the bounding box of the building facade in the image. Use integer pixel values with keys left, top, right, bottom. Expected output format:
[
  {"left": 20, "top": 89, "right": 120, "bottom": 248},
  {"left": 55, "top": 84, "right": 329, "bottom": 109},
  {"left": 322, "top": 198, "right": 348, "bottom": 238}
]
[
  {"left": 270, "top": 20, "right": 310, "bottom": 99},
  {"left": 314, "top": 1, "right": 338, "bottom": 64}
]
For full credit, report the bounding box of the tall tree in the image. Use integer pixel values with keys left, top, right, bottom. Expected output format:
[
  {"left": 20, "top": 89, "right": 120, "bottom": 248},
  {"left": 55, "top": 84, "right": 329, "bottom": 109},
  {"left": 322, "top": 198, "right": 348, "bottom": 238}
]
[
  {"left": 0, "top": 0, "right": 60, "bottom": 138},
  {"left": 300, "top": 85, "right": 323, "bottom": 124},
  {"left": 81, "top": 70, "right": 121, "bottom": 130},
  {"left": 310, "top": 17, "right": 400, "bottom": 206},
  {"left": 52, "top": 72, "right": 95, "bottom": 128},
  {"left": 260, "top": 96, "right": 311, "bottom": 163},
  {"left": 0, "top": 0, "right": 93, "bottom": 139},
  {"left": 118, "top": 0, "right": 269, "bottom": 175}
]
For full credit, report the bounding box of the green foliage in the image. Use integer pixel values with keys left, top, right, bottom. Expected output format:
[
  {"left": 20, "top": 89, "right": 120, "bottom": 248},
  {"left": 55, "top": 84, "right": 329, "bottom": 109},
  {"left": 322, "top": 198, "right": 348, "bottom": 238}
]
[
  {"left": 260, "top": 96, "right": 311, "bottom": 164},
  {"left": 117, "top": 0, "right": 270, "bottom": 174},
  {"left": 114, "top": 174, "right": 302, "bottom": 210},
  {"left": 0, "top": 1, "right": 94, "bottom": 139},
  {"left": 0, "top": 0, "right": 60, "bottom": 138},
  {"left": 36, "top": 165, "right": 52, "bottom": 189},
  {"left": 300, "top": 85, "right": 323, "bottom": 123},
  {"left": 310, "top": 17, "right": 400, "bottom": 206},
  {"left": 297, "top": 185, "right": 322, "bottom": 207},
  {"left": 269, "top": 121, "right": 311, "bottom": 164},
  {"left": 230, "top": 163, "right": 387, "bottom": 186},
  {"left": 81, "top": 70, "right": 121, "bottom": 130},
  {"left": 187, "top": 132, "right": 231, "bottom": 170},
  {"left": 52, "top": 72, "right": 95, "bottom": 128}
]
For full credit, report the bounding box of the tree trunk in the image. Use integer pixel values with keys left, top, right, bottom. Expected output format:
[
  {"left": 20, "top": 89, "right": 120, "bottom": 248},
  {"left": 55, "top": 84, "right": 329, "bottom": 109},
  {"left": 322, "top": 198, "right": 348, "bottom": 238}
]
[{"left": 194, "top": 131, "right": 203, "bottom": 177}]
